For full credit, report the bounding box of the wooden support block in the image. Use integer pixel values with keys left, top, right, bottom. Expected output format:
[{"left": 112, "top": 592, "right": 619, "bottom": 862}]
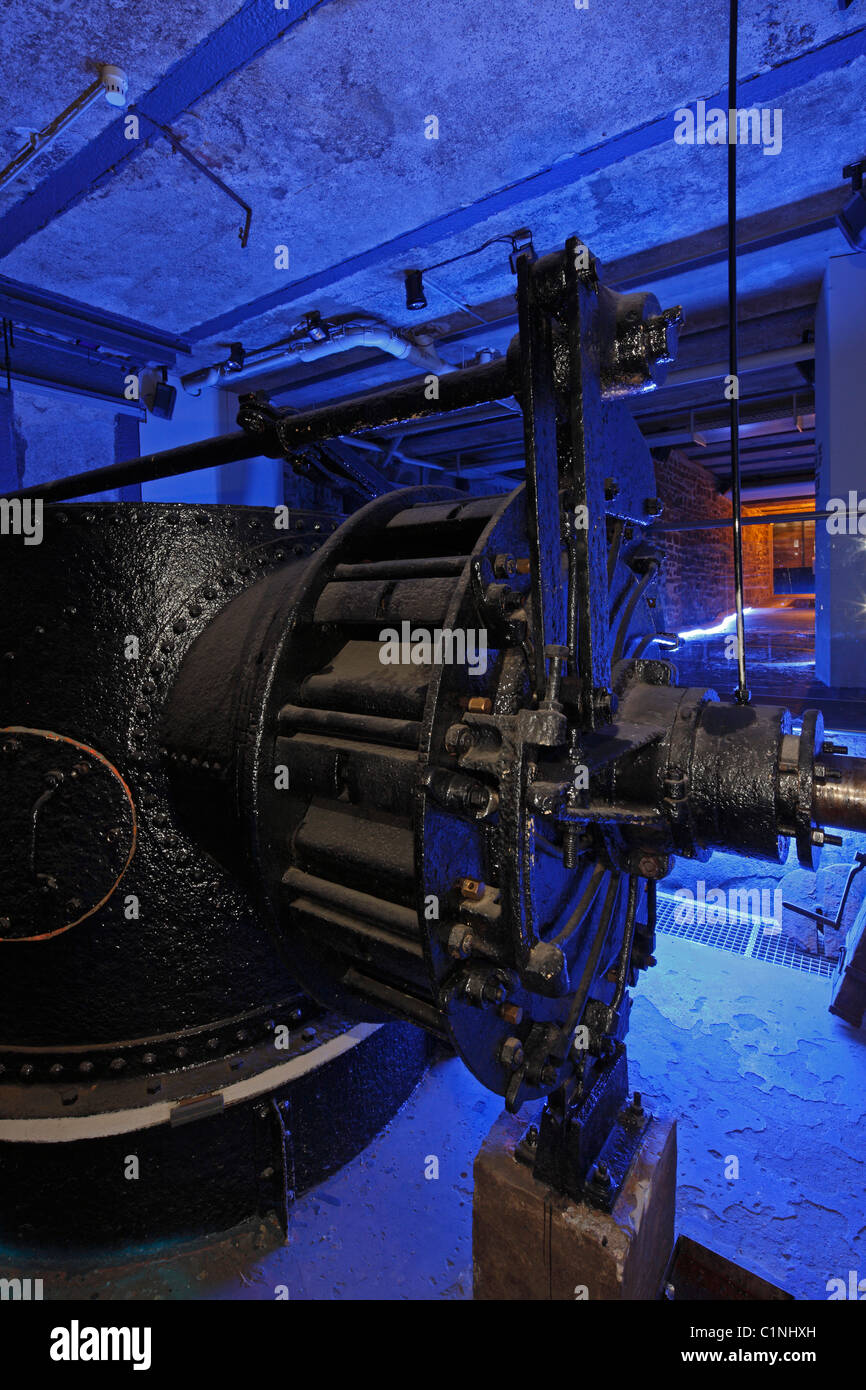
[{"left": 473, "top": 1108, "right": 677, "bottom": 1301}]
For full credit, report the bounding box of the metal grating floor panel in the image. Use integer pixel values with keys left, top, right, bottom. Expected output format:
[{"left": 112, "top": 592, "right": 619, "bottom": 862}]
[{"left": 656, "top": 892, "right": 836, "bottom": 978}]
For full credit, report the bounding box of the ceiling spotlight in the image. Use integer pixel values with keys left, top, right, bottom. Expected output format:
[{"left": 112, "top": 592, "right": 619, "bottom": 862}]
[
  {"left": 405, "top": 269, "right": 427, "bottom": 311},
  {"left": 509, "top": 228, "right": 537, "bottom": 273},
  {"left": 100, "top": 65, "right": 129, "bottom": 108},
  {"left": 837, "top": 160, "right": 866, "bottom": 252},
  {"left": 303, "top": 311, "right": 329, "bottom": 342}
]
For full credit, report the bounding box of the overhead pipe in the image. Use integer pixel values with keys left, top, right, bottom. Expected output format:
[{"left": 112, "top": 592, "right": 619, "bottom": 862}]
[
  {"left": 181, "top": 324, "right": 456, "bottom": 395},
  {"left": 661, "top": 341, "right": 814, "bottom": 390},
  {"left": 0, "top": 67, "right": 128, "bottom": 195}
]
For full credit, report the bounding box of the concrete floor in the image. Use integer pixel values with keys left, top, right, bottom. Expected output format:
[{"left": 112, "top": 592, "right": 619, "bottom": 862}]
[
  {"left": 246, "top": 939, "right": 863, "bottom": 1302},
  {"left": 45, "top": 924, "right": 862, "bottom": 1302}
]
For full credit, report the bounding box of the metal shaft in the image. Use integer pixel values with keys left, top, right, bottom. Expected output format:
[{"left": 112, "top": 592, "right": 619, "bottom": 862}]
[
  {"left": 813, "top": 757, "right": 866, "bottom": 832},
  {"left": 5, "top": 355, "right": 515, "bottom": 503}
]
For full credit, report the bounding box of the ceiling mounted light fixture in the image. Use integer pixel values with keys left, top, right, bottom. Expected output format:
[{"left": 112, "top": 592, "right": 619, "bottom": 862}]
[
  {"left": 837, "top": 159, "right": 866, "bottom": 252},
  {"left": 405, "top": 269, "right": 427, "bottom": 311},
  {"left": 509, "top": 227, "right": 537, "bottom": 273}
]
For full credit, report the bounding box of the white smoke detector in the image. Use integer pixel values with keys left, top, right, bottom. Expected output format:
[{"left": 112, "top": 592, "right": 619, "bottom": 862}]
[{"left": 100, "top": 65, "right": 128, "bottom": 108}]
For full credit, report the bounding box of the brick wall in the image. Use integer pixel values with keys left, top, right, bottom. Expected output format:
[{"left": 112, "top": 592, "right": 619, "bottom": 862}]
[{"left": 652, "top": 449, "right": 779, "bottom": 630}]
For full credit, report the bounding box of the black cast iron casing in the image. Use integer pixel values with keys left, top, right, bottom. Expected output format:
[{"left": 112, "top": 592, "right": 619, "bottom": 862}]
[{"left": 158, "top": 482, "right": 863, "bottom": 1114}]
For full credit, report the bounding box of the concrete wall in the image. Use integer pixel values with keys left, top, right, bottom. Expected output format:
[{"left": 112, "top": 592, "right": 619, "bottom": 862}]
[
  {"left": 4, "top": 388, "right": 119, "bottom": 494},
  {"left": 139, "top": 378, "right": 284, "bottom": 507}
]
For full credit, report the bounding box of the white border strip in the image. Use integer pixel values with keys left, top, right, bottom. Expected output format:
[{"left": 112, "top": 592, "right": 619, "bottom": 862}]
[{"left": 0, "top": 1024, "right": 382, "bottom": 1143}]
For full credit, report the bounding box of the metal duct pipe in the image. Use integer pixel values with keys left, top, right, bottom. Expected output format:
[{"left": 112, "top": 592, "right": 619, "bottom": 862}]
[
  {"left": 662, "top": 342, "right": 815, "bottom": 390},
  {"left": 182, "top": 325, "right": 455, "bottom": 394},
  {"left": 0, "top": 66, "right": 128, "bottom": 194}
]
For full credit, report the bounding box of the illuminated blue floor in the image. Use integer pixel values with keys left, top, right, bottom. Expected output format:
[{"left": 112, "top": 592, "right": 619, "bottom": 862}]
[
  {"left": 160, "top": 909, "right": 863, "bottom": 1302},
  {"left": 240, "top": 945, "right": 864, "bottom": 1301},
  {"left": 39, "top": 925, "right": 866, "bottom": 1301}
]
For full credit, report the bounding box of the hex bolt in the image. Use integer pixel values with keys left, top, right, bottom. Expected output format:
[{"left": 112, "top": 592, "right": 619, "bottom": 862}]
[
  {"left": 493, "top": 553, "right": 516, "bottom": 578},
  {"left": 814, "top": 763, "right": 841, "bottom": 783},
  {"left": 482, "top": 978, "right": 507, "bottom": 1006},
  {"left": 542, "top": 644, "right": 568, "bottom": 706},
  {"left": 463, "top": 696, "right": 492, "bottom": 714},
  {"left": 444, "top": 723, "right": 473, "bottom": 756},
  {"left": 499, "top": 1037, "right": 524, "bottom": 1069},
  {"left": 447, "top": 926, "right": 474, "bottom": 959},
  {"left": 644, "top": 497, "right": 663, "bottom": 516},
  {"left": 468, "top": 785, "right": 497, "bottom": 817},
  {"left": 456, "top": 877, "right": 485, "bottom": 901},
  {"left": 499, "top": 1002, "right": 524, "bottom": 1026}
]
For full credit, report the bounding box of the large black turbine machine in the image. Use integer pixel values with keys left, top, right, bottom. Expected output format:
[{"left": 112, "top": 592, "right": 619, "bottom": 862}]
[{"left": 3, "top": 238, "right": 865, "bottom": 1242}]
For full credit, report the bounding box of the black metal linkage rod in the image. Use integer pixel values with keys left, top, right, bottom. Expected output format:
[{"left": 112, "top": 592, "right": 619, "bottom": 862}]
[
  {"left": 4, "top": 356, "right": 515, "bottom": 503},
  {"left": 728, "top": 0, "right": 749, "bottom": 704}
]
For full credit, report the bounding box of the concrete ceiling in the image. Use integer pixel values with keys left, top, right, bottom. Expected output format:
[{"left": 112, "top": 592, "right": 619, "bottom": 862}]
[{"left": 2, "top": 0, "right": 865, "bottom": 493}]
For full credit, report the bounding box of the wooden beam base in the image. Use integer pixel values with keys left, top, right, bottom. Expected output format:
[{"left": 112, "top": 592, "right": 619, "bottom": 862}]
[{"left": 473, "top": 1108, "right": 677, "bottom": 1301}]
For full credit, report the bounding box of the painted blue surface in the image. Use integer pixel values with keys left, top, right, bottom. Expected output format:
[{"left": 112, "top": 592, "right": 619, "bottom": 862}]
[
  {"left": 815, "top": 255, "right": 866, "bottom": 687},
  {"left": 185, "top": 24, "right": 866, "bottom": 343},
  {"left": 0, "top": 389, "right": 20, "bottom": 492},
  {"left": 0, "top": 273, "right": 188, "bottom": 362},
  {"left": 0, "top": 0, "right": 340, "bottom": 262}
]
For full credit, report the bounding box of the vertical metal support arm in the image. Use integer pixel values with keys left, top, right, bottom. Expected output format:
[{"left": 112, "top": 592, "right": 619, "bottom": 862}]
[
  {"left": 563, "top": 240, "right": 612, "bottom": 727},
  {"left": 516, "top": 255, "right": 565, "bottom": 694}
]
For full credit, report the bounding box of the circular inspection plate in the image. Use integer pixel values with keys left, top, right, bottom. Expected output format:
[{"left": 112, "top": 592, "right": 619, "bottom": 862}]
[{"left": 0, "top": 727, "right": 136, "bottom": 942}]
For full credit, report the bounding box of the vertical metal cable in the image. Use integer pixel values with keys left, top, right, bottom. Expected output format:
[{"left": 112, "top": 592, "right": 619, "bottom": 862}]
[{"left": 728, "top": 0, "right": 750, "bottom": 703}]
